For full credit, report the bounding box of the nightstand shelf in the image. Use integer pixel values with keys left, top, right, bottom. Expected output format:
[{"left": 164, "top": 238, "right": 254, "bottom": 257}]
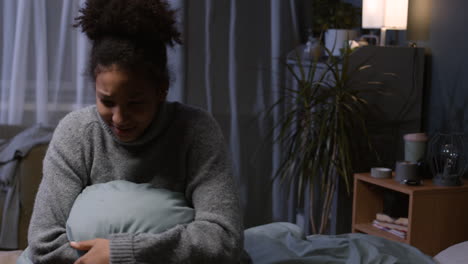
[
  {"left": 352, "top": 173, "right": 468, "bottom": 256},
  {"left": 353, "top": 223, "right": 407, "bottom": 243}
]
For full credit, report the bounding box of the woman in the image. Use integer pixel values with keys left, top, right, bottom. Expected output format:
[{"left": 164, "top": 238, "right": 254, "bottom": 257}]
[{"left": 27, "top": 0, "right": 244, "bottom": 263}]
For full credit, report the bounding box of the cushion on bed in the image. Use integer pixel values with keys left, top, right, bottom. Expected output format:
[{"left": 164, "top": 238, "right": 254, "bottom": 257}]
[
  {"left": 433, "top": 241, "right": 468, "bottom": 264},
  {"left": 66, "top": 180, "right": 195, "bottom": 242}
]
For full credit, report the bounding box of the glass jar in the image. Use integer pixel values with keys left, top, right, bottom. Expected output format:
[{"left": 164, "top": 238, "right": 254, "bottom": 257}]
[{"left": 427, "top": 133, "right": 468, "bottom": 186}]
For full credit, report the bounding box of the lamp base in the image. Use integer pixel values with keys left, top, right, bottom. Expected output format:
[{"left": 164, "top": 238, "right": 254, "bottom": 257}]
[
  {"left": 434, "top": 174, "right": 462, "bottom": 186},
  {"left": 380, "top": 28, "right": 387, "bottom": 46},
  {"left": 361, "top": 34, "right": 379, "bottom": 46}
]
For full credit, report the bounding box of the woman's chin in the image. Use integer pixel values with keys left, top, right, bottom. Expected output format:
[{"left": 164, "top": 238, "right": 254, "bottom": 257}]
[{"left": 116, "top": 135, "right": 136, "bottom": 142}]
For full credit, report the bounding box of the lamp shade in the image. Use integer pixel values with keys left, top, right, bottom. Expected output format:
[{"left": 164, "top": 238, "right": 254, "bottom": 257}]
[
  {"left": 384, "top": 0, "right": 408, "bottom": 29},
  {"left": 362, "top": 0, "right": 385, "bottom": 28},
  {"left": 362, "top": 0, "right": 408, "bottom": 30}
]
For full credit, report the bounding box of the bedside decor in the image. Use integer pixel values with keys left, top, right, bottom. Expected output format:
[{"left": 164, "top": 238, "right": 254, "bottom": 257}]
[
  {"left": 427, "top": 133, "right": 467, "bottom": 186},
  {"left": 395, "top": 161, "right": 420, "bottom": 183},
  {"left": 403, "top": 132, "right": 428, "bottom": 162},
  {"left": 370, "top": 167, "right": 392, "bottom": 179}
]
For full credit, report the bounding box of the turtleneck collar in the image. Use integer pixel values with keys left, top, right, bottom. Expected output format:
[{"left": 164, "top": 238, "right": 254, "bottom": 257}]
[{"left": 96, "top": 101, "right": 172, "bottom": 147}]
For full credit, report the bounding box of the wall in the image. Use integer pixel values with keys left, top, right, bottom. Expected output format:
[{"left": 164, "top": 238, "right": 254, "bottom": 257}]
[
  {"left": 346, "top": 0, "right": 468, "bottom": 133},
  {"left": 418, "top": 0, "right": 468, "bottom": 133},
  {"left": 358, "top": 0, "right": 468, "bottom": 133}
]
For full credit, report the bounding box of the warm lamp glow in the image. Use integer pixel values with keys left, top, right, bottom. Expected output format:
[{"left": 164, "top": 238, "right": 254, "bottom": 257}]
[
  {"left": 362, "top": 0, "right": 409, "bottom": 45},
  {"left": 362, "top": 0, "right": 385, "bottom": 28},
  {"left": 384, "top": 0, "right": 408, "bottom": 29}
]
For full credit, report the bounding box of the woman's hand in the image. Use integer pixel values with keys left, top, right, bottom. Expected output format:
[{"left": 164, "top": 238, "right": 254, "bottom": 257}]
[{"left": 70, "top": 238, "right": 110, "bottom": 264}]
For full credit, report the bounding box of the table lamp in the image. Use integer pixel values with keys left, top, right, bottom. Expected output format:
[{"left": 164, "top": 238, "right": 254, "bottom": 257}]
[{"left": 362, "top": 0, "right": 409, "bottom": 46}]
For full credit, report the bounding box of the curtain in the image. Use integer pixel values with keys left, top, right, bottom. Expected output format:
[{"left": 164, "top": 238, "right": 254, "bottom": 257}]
[
  {"left": 0, "top": 0, "right": 186, "bottom": 126},
  {"left": 0, "top": 0, "right": 305, "bottom": 229},
  {"left": 0, "top": 0, "right": 95, "bottom": 126},
  {"left": 184, "top": 0, "right": 301, "bottom": 228}
]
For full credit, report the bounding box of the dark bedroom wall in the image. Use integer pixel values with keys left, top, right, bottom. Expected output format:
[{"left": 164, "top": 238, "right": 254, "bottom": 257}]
[
  {"left": 420, "top": 0, "right": 468, "bottom": 133},
  {"left": 349, "top": 0, "right": 468, "bottom": 134}
]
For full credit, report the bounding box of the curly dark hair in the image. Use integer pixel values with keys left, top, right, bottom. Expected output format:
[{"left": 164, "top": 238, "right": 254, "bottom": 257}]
[{"left": 74, "top": 0, "right": 181, "bottom": 97}]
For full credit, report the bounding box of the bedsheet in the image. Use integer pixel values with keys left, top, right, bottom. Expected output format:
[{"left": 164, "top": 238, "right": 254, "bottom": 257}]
[{"left": 244, "top": 222, "right": 435, "bottom": 264}]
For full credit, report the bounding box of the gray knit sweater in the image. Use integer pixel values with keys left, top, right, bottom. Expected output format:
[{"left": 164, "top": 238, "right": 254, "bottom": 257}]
[{"left": 28, "top": 101, "right": 243, "bottom": 263}]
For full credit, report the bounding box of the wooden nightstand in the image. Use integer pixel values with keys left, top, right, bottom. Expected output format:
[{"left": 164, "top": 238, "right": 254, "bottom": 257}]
[{"left": 352, "top": 173, "right": 468, "bottom": 256}]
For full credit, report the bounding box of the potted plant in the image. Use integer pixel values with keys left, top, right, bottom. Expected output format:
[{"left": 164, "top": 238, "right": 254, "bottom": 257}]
[
  {"left": 271, "top": 44, "right": 379, "bottom": 234},
  {"left": 312, "top": 0, "right": 361, "bottom": 56}
]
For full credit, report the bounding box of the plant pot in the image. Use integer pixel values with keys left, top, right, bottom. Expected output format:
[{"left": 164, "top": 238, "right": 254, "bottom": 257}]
[{"left": 325, "top": 29, "right": 357, "bottom": 57}]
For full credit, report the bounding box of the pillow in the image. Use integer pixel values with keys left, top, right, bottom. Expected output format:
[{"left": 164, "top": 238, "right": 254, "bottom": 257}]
[
  {"left": 433, "top": 241, "right": 468, "bottom": 264},
  {"left": 66, "top": 180, "right": 194, "bottom": 242}
]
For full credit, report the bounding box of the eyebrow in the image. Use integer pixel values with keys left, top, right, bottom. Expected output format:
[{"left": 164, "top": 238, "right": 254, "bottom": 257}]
[{"left": 96, "top": 92, "right": 145, "bottom": 100}]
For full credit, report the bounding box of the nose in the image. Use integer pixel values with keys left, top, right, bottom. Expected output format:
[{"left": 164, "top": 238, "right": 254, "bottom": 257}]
[{"left": 112, "top": 106, "right": 129, "bottom": 127}]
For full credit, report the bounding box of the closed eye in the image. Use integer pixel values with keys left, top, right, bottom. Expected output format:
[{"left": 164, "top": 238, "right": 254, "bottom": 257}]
[{"left": 100, "top": 99, "right": 115, "bottom": 107}]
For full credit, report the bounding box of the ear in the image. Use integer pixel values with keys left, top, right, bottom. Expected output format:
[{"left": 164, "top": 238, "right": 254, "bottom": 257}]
[{"left": 158, "top": 80, "right": 169, "bottom": 102}]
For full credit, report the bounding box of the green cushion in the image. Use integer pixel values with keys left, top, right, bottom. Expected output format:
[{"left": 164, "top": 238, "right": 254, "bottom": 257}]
[{"left": 66, "top": 180, "right": 194, "bottom": 242}]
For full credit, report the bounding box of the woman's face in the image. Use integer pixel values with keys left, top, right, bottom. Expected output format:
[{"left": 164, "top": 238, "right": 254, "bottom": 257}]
[{"left": 95, "top": 66, "right": 161, "bottom": 142}]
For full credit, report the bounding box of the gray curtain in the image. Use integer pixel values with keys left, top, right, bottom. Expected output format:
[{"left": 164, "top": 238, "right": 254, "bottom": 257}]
[
  {"left": 183, "top": 0, "right": 303, "bottom": 228},
  {"left": 0, "top": 0, "right": 308, "bottom": 229}
]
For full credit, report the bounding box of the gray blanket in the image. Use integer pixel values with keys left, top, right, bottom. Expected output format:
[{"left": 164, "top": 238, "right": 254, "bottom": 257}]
[
  {"left": 244, "top": 222, "right": 435, "bottom": 264},
  {"left": 0, "top": 124, "right": 53, "bottom": 249},
  {"left": 19, "top": 222, "right": 436, "bottom": 263}
]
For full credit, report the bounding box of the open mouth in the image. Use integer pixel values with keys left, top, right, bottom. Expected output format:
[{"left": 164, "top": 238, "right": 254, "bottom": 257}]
[{"left": 112, "top": 126, "right": 136, "bottom": 138}]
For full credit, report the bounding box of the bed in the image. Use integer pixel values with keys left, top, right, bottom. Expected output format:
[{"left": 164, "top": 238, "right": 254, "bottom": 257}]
[
  {"left": 5, "top": 180, "right": 466, "bottom": 264},
  {"left": 244, "top": 222, "right": 436, "bottom": 264},
  {"left": 4, "top": 223, "right": 467, "bottom": 264}
]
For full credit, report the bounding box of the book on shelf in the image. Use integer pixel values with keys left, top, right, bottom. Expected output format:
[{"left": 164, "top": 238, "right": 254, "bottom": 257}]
[
  {"left": 373, "top": 219, "right": 408, "bottom": 232},
  {"left": 376, "top": 213, "right": 408, "bottom": 226},
  {"left": 372, "top": 220, "right": 407, "bottom": 239}
]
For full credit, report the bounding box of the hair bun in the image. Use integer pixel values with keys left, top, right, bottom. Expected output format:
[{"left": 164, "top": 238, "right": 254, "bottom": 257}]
[{"left": 75, "top": 0, "right": 181, "bottom": 46}]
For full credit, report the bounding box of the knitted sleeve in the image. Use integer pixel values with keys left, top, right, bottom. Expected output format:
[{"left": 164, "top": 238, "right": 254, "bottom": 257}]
[
  {"left": 28, "top": 111, "right": 91, "bottom": 263},
  {"left": 108, "top": 109, "right": 244, "bottom": 263}
]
